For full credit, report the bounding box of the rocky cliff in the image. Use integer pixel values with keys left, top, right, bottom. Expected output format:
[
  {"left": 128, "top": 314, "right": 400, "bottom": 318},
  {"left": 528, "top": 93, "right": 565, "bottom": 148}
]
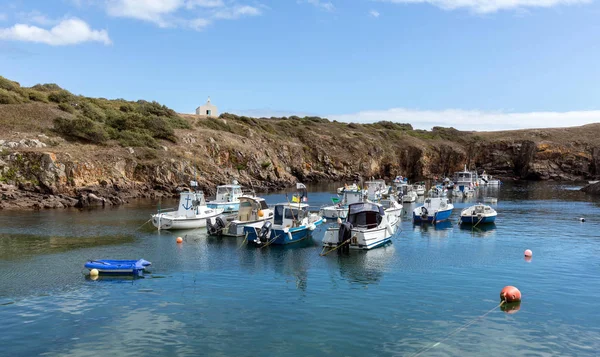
[{"left": 1, "top": 77, "right": 600, "bottom": 209}]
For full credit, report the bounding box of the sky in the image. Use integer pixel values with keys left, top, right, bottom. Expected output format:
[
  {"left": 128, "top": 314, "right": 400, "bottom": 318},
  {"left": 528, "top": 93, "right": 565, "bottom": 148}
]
[{"left": 1, "top": 0, "right": 600, "bottom": 131}]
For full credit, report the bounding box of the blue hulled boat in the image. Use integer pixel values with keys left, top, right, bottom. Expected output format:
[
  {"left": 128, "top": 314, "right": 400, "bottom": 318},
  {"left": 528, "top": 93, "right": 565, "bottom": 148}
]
[
  {"left": 244, "top": 183, "right": 324, "bottom": 245},
  {"left": 84, "top": 259, "right": 151, "bottom": 276},
  {"left": 413, "top": 197, "right": 454, "bottom": 224},
  {"left": 459, "top": 204, "right": 497, "bottom": 225}
]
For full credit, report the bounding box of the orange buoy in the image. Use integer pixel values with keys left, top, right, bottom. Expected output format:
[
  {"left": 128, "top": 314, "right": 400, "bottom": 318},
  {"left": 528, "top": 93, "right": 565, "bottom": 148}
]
[
  {"left": 524, "top": 249, "right": 532, "bottom": 257},
  {"left": 176, "top": 237, "right": 183, "bottom": 244},
  {"left": 258, "top": 210, "right": 264, "bottom": 218},
  {"left": 500, "top": 286, "right": 521, "bottom": 303}
]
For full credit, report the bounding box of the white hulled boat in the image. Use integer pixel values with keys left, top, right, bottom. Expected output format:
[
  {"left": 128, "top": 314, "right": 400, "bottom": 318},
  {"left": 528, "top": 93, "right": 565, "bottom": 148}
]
[
  {"left": 460, "top": 204, "right": 497, "bottom": 225},
  {"left": 322, "top": 201, "right": 400, "bottom": 251},
  {"left": 478, "top": 171, "right": 501, "bottom": 186},
  {"left": 206, "top": 196, "right": 274, "bottom": 237},
  {"left": 152, "top": 186, "right": 224, "bottom": 230},
  {"left": 320, "top": 190, "right": 364, "bottom": 219}
]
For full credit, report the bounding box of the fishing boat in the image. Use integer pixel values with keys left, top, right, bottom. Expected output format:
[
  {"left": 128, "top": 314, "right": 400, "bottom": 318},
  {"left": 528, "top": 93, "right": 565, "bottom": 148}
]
[
  {"left": 245, "top": 183, "right": 324, "bottom": 245},
  {"left": 414, "top": 183, "right": 426, "bottom": 196},
  {"left": 320, "top": 190, "right": 364, "bottom": 219},
  {"left": 364, "top": 179, "right": 389, "bottom": 201},
  {"left": 454, "top": 165, "right": 479, "bottom": 187},
  {"left": 152, "top": 184, "right": 224, "bottom": 230},
  {"left": 478, "top": 171, "right": 501, "bottom": 186},
  {"left": 84, "top": 259, "right": 151, "bottom": 276},
  {"left": 206, "top": 196, "right": 274, "bottom": 237},
  {"left": 337, "top": 182, "right": 360, "bottom": 194},
  {"left": 413, "top": 197, "right": 454, "bottom": 224},
  {"left": 459, "top": 204, "right": 497, "bottom": 225},
  {"left": 206, "top": 181, "right": 248, "bottom": 213},
  {"left": 322, "top": 201, "right": 401, "bottom": 251},
  {"left": 427, "top": 185, "right": 446, "bottom": 197}
]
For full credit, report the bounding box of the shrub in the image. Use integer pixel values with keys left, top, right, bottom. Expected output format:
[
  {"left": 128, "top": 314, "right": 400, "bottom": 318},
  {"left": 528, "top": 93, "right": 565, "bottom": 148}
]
[
  {"left": 53, "top": 116, "right": 109, "bottom": 144},
  {"left": 31, "top": 83, "right": 62, "bottom": 92},
  {"left": 27, "top": 90, "right": 48, "bottom": 102},
  {"left": 48, "top": 90, "right": 74, "bottom": 103},
  {"left": 0, "top": 88, "right": 24, "bottom": 104},
  {"left": 142, "top": 116, "right": 176, "bottom": 142},
  {"left": 58, "top": 102, "right": 75, "bottom": 113},
  {"left": 0, "top": 77, "right": 21, "bottom": 92},
  {"left": 116, "top": 130, "right": 158, "bottom": 148},
  {"left": 80, "top": 101, "right": 106, "bottom": 122}
]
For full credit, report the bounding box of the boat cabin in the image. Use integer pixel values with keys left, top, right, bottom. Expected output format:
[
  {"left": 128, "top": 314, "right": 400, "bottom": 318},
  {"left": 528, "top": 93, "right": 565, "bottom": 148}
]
[
  {"left": 237, "top": 196, "right": 270, "bottom": 221},
  {"left": 342, "top": 190, "right": 363, "bottom": 205},
  {"left": 454, "top": 165, "right": 478, "bottom": 186},
  {"left": 273, "top": 203, "right": 310, "bottom": 228},
  {"left": 423, "top": 197, "right": 450, "bottom": 211},
  {"left": 347, "top": 202, "right": 385, "bottom": 229},
  {"left": 215, "top": 184, "right": 243, "bottom": 203},
  {"left": 177, "top": 191, "right": 208, "bottom": 217}
]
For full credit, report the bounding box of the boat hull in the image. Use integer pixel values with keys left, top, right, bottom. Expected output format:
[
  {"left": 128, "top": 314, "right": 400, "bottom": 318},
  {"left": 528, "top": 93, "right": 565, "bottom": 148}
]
[
  {"left": 245, "top": 218, "right": 324, "bottom": 245},
  {"left": 413, "top": 207, "right": 453, "bottom": 224},
  {"left": 322, "top": 216, "right": 399, "bottom": 250},
  {"left": 152, "top": 211, "right": 222, "bottom": 230},
  {"left": 460, "top": 215, "right": 496, "bottom": 225},
  {"left": 320, "top": 206, "right": 348, "bottom": 220}
]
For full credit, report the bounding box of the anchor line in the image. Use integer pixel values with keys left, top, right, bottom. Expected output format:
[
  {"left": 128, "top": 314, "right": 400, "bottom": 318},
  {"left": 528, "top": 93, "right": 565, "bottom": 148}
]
[
  {"left": 135, "top": 218, "right": 152, "bottom": 231},
  {"left": 409, "top": 301, "right": 505, "bottom": 357},
  {"left": 319, "top": 236, "right": 352, "bottom": 256},
  {"left": 260, "top": 233, "right": 281, "bottom": 249}
]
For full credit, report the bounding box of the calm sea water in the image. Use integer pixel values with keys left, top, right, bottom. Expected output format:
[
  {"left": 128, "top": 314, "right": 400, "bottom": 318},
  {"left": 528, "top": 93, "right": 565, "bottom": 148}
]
[{"left": 1, "top": 181, "right": 599, "bottom": 356}]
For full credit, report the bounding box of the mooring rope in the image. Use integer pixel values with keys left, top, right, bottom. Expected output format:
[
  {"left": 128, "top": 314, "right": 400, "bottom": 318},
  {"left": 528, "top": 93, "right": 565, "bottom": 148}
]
[
  {"left": 136, "top": 218, "right": 152, "bottom": 231},
  {"left": 409, "top": 301, "right": 505, "bottom": 357},
  {"left": 260, "top": 234, "right": 281, "bottom": 249},
  {"left": 319, "top": 237, "right": 352, "bottom": 256}
]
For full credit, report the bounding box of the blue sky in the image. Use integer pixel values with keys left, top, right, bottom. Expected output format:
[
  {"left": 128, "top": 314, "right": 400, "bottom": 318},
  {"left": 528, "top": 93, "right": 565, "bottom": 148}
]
[{"left": 1, "top": 0, "right": 599, "bottom": 130}]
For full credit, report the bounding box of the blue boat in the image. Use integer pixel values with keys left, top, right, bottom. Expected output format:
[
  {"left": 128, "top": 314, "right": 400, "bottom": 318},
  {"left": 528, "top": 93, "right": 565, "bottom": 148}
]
[
  {"left": 244, "top": 202, "right": 324, "bottom": 245},
  {"left": 413, "top": 197, "right": 454, "bottom": 224},
  {"left": 84, "top": 259, "right": 151, "bottom": 276},
  {"left": 459, "top": 204, "right": 497, "bottom": 225}
]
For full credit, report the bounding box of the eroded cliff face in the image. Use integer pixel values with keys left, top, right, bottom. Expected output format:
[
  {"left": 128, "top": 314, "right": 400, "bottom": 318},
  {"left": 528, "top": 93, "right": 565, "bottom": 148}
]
[{"left": 2, "top": 125, "right": 600, "bottom": 209}]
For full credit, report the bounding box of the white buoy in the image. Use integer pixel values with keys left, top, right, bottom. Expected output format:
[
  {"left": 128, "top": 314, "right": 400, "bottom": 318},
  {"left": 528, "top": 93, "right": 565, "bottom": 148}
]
[{"left": 90, "top": 268, "right": 99, "bottom": 277}]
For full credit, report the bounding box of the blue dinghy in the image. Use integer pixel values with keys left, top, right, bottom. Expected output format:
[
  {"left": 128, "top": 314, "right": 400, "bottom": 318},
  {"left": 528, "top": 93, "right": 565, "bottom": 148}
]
[{"left": 84, "top": 259, "right": 151, "bottom": 276}]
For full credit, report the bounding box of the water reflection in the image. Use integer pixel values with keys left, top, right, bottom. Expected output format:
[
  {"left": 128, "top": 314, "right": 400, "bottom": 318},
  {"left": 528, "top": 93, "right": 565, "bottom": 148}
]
[
  {"left": 413, "top": 220, "right": 454, "bottom": 238},
  {"left": 326, "top": 244, "right": 396, "bottom": 286},
  {"left": 458, "top": 223, "right": 497, "bottom": 238}
]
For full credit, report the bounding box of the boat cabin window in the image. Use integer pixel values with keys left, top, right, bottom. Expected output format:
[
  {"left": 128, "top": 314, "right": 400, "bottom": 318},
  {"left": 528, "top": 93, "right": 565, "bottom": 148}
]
[
  {"left": 233, "top": 187, "right": 242, "bottom": 196},
  {"left": 274, "top": 205, "right": 284, "bottom": 225},
  {"left": 259, "top": 201, "right": 269, "bottom": 210},
  {"left": 348, "top": 211, "right": 382, "bottom": 229},
  {"left": 284, "top": 207, "right": 307, "bottom": 220}
]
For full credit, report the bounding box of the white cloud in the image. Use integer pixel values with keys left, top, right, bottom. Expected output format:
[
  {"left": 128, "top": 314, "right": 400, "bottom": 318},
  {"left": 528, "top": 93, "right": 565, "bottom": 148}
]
[
  {"left": 369, "top": 9, "right": 381, "bottom": 17},
  {"left": 328, "top": 108, "right": 600, "bottom": 131},
  {"left": 105, "top": 0, "right": 262, "bottom": 29},
  {"left": 299, "top": 0, "right": 335, "bottom": 11},
  {"left": 106, "top": 0, "right": 182, "bottom": 27},
  {"left": 213, "top": 5, "right": 262, "bottom": 19},
  {"left": 376, "top": 0, "right": 592, "bottom": 13},
  {"left": 0, "top": 18, "right": 111, "bottom": 46}
]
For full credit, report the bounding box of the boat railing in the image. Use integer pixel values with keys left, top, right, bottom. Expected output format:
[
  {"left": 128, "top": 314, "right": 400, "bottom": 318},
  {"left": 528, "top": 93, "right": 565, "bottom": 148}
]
[{"left": 156, "top": 207, "right": 177, "bottom": 213}]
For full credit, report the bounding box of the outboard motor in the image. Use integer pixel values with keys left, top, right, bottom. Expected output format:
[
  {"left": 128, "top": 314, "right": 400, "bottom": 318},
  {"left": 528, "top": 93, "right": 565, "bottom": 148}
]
[
  {"left": 255, "top": 221, "right": 273, "bottom": 244},
  {"left": 338, "top": 221, "right": 353, "bottom": 254},
  {"left": 420, "top": 207, "right": 429, "bottom": 221},
  {"left": 207, "top": 216, "right": 226, "bottom": 236}
]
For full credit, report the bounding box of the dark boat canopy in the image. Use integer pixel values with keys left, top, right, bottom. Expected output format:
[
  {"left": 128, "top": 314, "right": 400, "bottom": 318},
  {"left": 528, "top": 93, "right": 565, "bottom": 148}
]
[{"left": 348, "top": 202, "right": 385, "bottom": 216}]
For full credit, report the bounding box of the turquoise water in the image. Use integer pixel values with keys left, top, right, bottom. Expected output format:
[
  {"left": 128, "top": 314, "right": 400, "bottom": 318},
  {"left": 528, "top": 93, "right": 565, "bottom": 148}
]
[{"left": 1, "top": 182, "right": 600, "bottom": 356}]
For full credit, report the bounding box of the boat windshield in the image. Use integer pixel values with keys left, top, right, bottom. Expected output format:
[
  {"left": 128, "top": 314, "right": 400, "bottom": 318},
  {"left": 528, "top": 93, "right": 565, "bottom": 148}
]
[{"left": 347, "top": 203, "right": 384, "bottom": 229}]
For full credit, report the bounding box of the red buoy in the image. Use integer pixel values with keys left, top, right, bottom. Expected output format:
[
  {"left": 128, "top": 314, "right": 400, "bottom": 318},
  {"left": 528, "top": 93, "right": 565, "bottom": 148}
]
[
  {"left": 500, "top": 286, "right": 521, "bottom": 303},
  {"left": 524, "top": 249, "right": 532, "bottom": 257}
]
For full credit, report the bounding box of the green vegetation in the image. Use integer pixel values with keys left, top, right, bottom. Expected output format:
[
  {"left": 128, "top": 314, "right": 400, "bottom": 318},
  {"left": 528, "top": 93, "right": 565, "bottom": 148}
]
[{"left": 0, "top": 75, "right": 190, "bottom": 148}]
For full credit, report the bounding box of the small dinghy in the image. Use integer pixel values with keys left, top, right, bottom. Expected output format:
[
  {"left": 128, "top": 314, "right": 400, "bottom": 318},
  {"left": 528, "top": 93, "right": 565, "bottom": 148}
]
[
  {"left": 84, "top": 259, "right": 151, "bottom": 276},
  {"left": 460, "top": 204, "right": 497, "bottom": 225}
]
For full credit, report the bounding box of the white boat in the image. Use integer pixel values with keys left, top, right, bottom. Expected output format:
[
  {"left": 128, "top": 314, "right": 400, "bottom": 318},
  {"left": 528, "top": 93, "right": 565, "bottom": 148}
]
[
  {"left": 206, "top": 181, "right": 248, "bottom": 213},
  {"left": 364, "top": 179, "right": 389, "bottom": 201},
  {"left": 322, "top": 201, "right": 401, "bottom": 251},
  {"left": 483, "top": 197, "right": 498, "bottom": 204},
  {"left": 428, "top": 185, "right": 446, "bottom": 197},
  {"left": 320, "top": 190, "right": 364, "bottom": 219},
  {"left": 589, "top": 180, "right": 599, "bottom": 185},
  {"left": 337, "top": 183, "right": 360, "bottom": 194},
  {"left": 478, "top": 171, "right": 501, "bottom": 186},
  {"left": 206, "top": 196, "right": 274, "bottom": 237},
  {"left": 460, "top": 204, "right": 497, "bottom": 225},
  {"left": 414, "top": 184, "right": 426, "bottom": 196},
  {"left": 152, "top": 189, "right": 224, "bottom": 230},
  {"left": 453, "top": 185, "right": 475, "bottom": 198},
  {"left": 402, "top": 190, "right": 418, "bottom": 203},
  {"left": 413, "top": 197, "right": 454, "bottom": 224},
  {"left": 454, "top": 165, "right": 479, "bottom": 188}
]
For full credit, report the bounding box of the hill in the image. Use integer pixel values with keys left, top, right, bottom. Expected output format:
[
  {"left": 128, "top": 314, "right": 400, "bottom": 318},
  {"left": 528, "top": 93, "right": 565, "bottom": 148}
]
[{"left": 1, "top": 75, "right": 599, "bottom": 209}]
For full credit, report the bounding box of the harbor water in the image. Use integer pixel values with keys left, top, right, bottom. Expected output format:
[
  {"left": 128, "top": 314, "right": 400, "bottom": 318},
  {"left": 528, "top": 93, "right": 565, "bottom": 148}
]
[{"left": 1, "top": 181, "right": 599, "bottom": 356}]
